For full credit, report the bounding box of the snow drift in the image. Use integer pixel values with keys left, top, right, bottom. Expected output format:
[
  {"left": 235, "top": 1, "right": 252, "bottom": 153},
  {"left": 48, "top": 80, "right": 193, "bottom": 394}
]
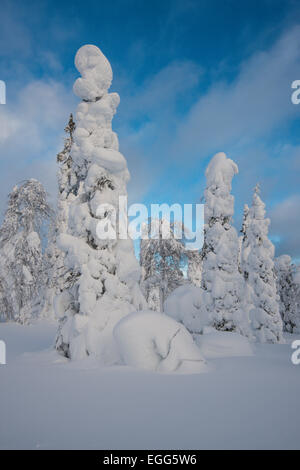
[
  {"left": 195, "top": 328, "right": 253, "bottom": 359},
  {"left": 114, "top": 310, "right": 208, "bottom": 374}
]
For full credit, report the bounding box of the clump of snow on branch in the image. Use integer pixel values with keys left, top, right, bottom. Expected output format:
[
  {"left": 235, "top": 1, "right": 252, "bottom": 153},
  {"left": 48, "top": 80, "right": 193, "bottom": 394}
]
[
  {"left": 73, "top": 45, "right": 113, "bottom": 102},
  {"left": 114, "top": 310, "right": 208, "bottom": 374}
]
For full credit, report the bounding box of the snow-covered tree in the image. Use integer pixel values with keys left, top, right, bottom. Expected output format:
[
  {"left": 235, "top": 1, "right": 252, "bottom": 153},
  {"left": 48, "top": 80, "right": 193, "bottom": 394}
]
[
  {"left": 275, "top": 255, "right": 300, "bottom": 333},
  {"left": 42, "top": 114, "right": 77, "bottom": 318},
  {"left": 240, "top": 184, "right": 283, "bottom": 343},
  {"left": 238, "top": 204, "right": 250, "bottom": 273},
  {"left": 55, "top": 45, "right": 146, "bottom": 362},
  {"left": 187, "top": 249, "right": 202, "bottom": 287},
  {"left": 140, "top": 218, "right": 185, "bottom": 312},
  {"left": 0, "top": 180, "right": 51, "bottom": 323},
  {"left": 201, "top": 152, "right": 250, "bottom": 336}
]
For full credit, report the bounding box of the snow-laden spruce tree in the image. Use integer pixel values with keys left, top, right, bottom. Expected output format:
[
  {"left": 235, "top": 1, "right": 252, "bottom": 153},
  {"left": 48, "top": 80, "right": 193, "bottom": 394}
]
[
  {"left": 0, "top": 180, "right": 51, "bottom": 323},
  {"left": 187, "top": 250, "right": 202, "bottom": 287},
  {"left": 275, "top": 255, "right": 300, "bottom": 333},
  {"left": 201, "top": 152, "right": 250, "bottom": 336},
  {"left": 238, "top": 204, "right": 250, "bottom": 273},
  {"left": 240, "top": 184, "right": 283, "bottom": 343},
  {"left": 42, "top": 114, "right": 77, "bottom": 318},
  {"left": 140, "top": 218, "right": 185, "bottom": 312},
  {"left": 55, "top": 45, "right": 146, "bottom": 362}
]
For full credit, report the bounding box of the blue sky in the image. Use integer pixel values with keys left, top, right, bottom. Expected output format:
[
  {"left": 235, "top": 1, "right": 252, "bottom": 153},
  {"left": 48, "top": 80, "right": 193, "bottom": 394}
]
[{"left": 0, "top": 0, "right": 300, "bottom": 259}]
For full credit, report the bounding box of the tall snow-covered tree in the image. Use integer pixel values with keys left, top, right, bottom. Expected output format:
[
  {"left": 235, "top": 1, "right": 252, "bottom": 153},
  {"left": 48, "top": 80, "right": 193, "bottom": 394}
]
[
  {"left": 55, "top": 45, "right": 146, "bottom": 362},
  {"left": 201, "top": 152, "right": 250, "bottom": 336},
  {"left": 241, "top": 184, "right": 283, "bottom": 343},
  {"left": 0, "top": 180, "right": 51, "bottom": 323},
  {"left": 42, "top": 114, "right": 77, "bottom": 318},
  {"left": 187, "top": 249, "right": 202, "bottom": 287},
  {"left": 275, "top": 255, "right": 300, "bottom": 333},
  {"left": 140, "top": 218, "right": 185, "bottom": 312}
]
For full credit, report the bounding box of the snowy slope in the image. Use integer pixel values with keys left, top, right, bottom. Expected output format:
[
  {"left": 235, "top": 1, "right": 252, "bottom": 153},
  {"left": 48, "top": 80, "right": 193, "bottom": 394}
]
[{"left": 0, "top": 321, "right": 300, "bottom": 449}]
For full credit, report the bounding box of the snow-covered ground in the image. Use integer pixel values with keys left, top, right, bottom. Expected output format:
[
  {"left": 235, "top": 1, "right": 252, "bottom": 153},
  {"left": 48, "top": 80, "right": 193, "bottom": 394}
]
[{"left": 0, "top": 320, "right": 299, "bottom": 450}]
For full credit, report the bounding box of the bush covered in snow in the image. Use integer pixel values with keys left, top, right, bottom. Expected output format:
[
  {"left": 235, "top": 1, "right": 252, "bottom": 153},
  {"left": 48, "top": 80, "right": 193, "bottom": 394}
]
[
  {"left": 114, "top": 310, "right": 208, "bottom": 374},
  {"left": 164, "top": 284, "right": 209, "bottom": 334}
]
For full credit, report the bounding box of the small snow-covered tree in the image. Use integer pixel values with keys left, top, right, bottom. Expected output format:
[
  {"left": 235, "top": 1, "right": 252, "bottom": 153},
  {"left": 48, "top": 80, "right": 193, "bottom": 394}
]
[
  {"left": 201, "top": 152, "right": 250, "bottom": 336},
  {"left": 241, "top": 184, "right": 283, "bottom": 343},
  {"left": 54, "top": 45, "right": 146, "bottom": 362},
  {"left": 0, "top": 180, "right": 51, "bottom": 323},
  {"left": 42, "top": 114, "right": 77, "bottom": 318},
  {"left": 187, "top": 250, "right": 202, "bottom": 287},
  {"left": 275, "top": 255, "right": 300, "bottom": 334},
  {"left": 238, "top": 204, "right": 250, "bottom": 273},
  {"left": 140, "top": 218, "right": 186, "bottom": 312}
]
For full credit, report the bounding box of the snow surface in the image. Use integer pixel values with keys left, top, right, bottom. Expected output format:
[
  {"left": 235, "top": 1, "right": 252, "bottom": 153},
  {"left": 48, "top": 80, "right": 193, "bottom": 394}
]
[
  {"left": 195, "top": 329, "right": 253, "bottom": 359},
  {"left": 114, "top": 311, "right": 207, "bottom": 373},
  {"left": 1, "top": 320, "right": 300, "bottom": 449}
]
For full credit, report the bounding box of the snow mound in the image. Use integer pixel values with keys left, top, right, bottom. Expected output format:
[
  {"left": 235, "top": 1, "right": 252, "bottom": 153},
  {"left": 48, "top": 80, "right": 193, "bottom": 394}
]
[
  {"left": 164, "top": 285, "right": 209, "bottom": 334},
  {"left": 73, "top": 45, "right": 113, "bottom": 101},
  {"left": 114, "top": 311, "right": 208, "bottom": 374},
  {"left": 195, "top": 329, "right": 253, "bottom": 359}
]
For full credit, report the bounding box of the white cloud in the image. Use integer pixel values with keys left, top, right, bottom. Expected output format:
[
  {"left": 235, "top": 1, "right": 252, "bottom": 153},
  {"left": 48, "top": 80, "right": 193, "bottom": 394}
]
[
  {"left": 0, "top": 79, "right": 76, "bottom": 216},
  {"left": 269, "top": 195, "right": 300, "bottom": 259},
  {"left": 174, "top": 26, "right": 300, "bottom": 158}
]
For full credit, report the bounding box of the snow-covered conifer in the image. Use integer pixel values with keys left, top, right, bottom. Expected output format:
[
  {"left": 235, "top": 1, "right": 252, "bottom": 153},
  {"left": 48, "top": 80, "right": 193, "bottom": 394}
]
[
  {"left": 201, "top": 152, "right": 250, "bottom": 336},
  {"left": 42, "top": 114, "right": 76, "bottom": 318},
  {"left": 187, "top": 250, "right": 202, "bottom": 287},
  {"left": 241, "top": 184, "right": 283, "bottom": 343},
  {"left": 55, "top": 45, "right": 146, "bottom": 362},
  {"left": 0, "top": 180, "right": 51, "bottom": 323},
  {"left": 238, "top": 204, "right": 250, "bottom": 273},
  {"left": 275, "top": 255, "right": 300, "bottom": 333}
]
